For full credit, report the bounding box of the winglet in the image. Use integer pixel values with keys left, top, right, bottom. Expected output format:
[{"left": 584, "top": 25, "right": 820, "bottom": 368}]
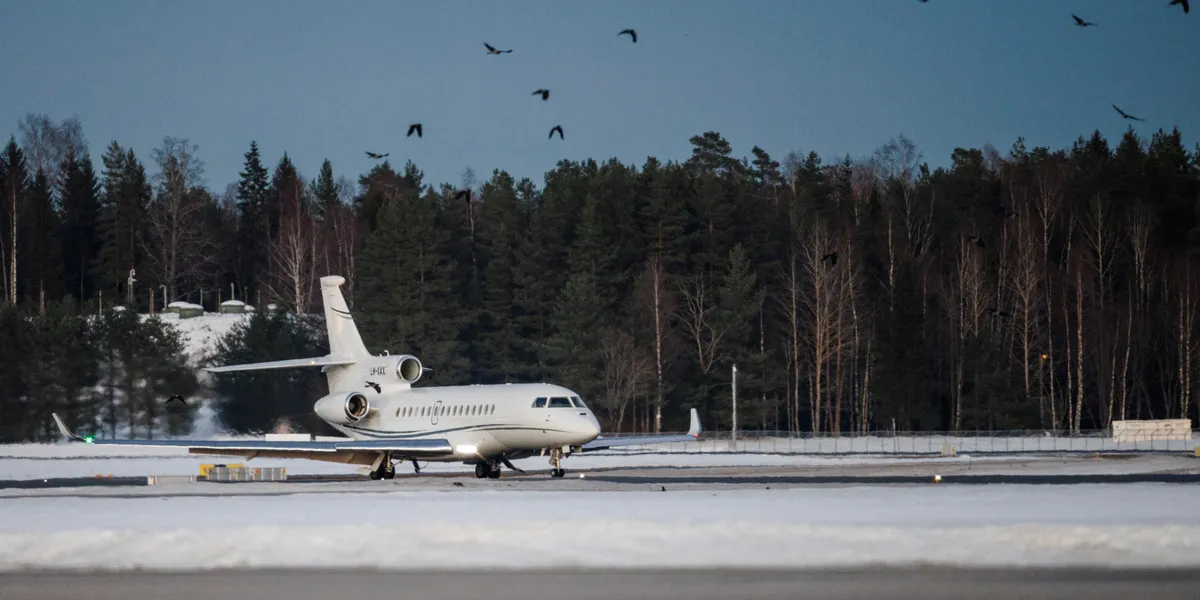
[
  {"left": 687, "top": 408, "right": 702, "bottom": 438},
  {"left": 51, "top": 413, "right": 85, "bottom": 442}
]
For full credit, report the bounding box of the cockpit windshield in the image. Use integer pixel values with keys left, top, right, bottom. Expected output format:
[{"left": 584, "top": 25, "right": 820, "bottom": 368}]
[
  {"left": 570, "top": 396, "right": 586, "bottom": 408},
  {"left": 548, "top": 397, "right": 573, "bottom": 408}
]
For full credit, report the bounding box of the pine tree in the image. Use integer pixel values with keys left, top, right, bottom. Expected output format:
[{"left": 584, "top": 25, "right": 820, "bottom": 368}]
[
  {"left": 61, "top": 151, "right": 100, "bottom": 301},
  {"left": 19, "top": 299, "right": 96, "bottom": 440},
  {"left": 357, "top": 191, "right": 467, "bottom": 383},
  {"left": 541, "top": 271, "right": 604, "bottom": 400},
  {"left": 94, "top": 142, "right": 150, "bottom": 307},
  {"left": 0, "top": 305, "right": 28, "bottom": 441},
  {"left": 311, "top": 158, "right": 339, "bottom": 221},
  {"left": 19, "top": 168, "right": 63, "bottom": 311},
  {"left": 476, "top": 170, "right": 525, "bottom": 382},
  {"left": 235, "top": 141, "right": 270, "bottom": 304}
]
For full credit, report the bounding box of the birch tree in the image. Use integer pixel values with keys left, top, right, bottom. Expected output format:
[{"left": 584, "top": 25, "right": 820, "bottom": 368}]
[
  {"left": 143, "top": 137, "right": 209, "bottom": 302},
  {"left": 597, "top": 327, "right": 653, "bottom": 433},
  {"left": 634, "top": 255, "right": 678, "bottom": 432}
]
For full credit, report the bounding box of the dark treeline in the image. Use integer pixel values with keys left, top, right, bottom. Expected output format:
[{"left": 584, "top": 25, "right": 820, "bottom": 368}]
[{"left": 3, "top": 112, "right": 1200, "bottom": 441}]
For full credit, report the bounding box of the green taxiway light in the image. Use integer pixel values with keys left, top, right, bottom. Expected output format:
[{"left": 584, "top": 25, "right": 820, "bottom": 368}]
[{"left": 83, "top": 436, "right": 94, "bottom": 443}]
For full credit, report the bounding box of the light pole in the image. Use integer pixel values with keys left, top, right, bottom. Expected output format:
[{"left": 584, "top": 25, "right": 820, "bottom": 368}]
[{"left": 731, "top": 363, "right": 738, "bottom": 444}]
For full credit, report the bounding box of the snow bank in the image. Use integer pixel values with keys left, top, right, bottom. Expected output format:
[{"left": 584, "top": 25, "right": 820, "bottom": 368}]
[{"left": 1, "top": 485, "right": 1198, "bottom": 571}]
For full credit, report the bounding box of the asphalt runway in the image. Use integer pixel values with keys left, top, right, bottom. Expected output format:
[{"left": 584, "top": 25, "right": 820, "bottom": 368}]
[
  {"left": 2, "top": 453, "right": 1199, "bottom": 495},
  {"left": 5, "top": 470, "right": 1200, "bottom": 491},
  {"left": 5, "top": 568, "right": 1200, "bottom": 600}
]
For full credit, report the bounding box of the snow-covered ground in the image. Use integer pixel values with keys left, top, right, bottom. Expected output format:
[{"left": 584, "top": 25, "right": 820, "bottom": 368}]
[{"left": 1, "top": 484, "right": 1198, "bottom": 571}]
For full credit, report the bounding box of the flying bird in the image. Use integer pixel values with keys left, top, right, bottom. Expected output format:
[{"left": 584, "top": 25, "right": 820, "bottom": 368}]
[
  {"left": 484, "top": 42, "right": 512, "bottom": 54},
  {"left": 1112, "top": 105, "right": 1145, "bottom": 122},
  {"left": 533, "top": 89, "right": 550, "bottom": 101},
  {"left": 1169, "top": 0, "right": 1189, "bottom": 14},
  {"left": 1072, "top": 14, "right": 1097, "bottom": 27},
  {"left": 364, "top": 381, "right": 381, "bottom": 394},
  {"left": 455, "top": 189, "right": 472, "bottom": 202},
  {"left": 549, "top": 125, "right": 564, "bottom": 140},
  {"left": 618, "top": 29, "right": 637, "bottom": 43},
  {"left": 165, "top": 395, "right": 186, "bottom": 405},
  {"left": 407, "top": 123, "right": 423, "bottom": 138},
  {"left": 365, "top": 151, "right": 388, "bottom": 159}
]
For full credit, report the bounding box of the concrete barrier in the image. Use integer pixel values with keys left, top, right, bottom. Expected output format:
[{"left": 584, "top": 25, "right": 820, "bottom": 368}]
[
  {"left": 940, "top": 443, "right": 957, "bottom": 457},
  {"left": 1112, "top": 419, "right": 1193, "bottom": 443}
]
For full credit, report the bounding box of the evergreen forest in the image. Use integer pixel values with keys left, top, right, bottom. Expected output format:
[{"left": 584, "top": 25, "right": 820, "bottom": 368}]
[{"left": 2, "top": 113, "right": 1200, "bottom": 442}]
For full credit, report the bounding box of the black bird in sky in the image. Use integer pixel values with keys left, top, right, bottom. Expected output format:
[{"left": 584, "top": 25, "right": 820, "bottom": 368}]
[
  {"left": 455, "top": 189, "right": 472, "bottom": 202},
  {"left": 549, "top": 125, "right": 564, "bottom": 139},
  {"left": 165, "top": 395, "right": 186, "bottom": 406},
  {"left": 407, "top": 123, "right": 423, "bottom": 138},
  {"left": 618, "top": 29, "right": 637, "bottom": 43},
  {"left": 365, "top": 151, "right": 388, "bottom": 159},
  {"left": 1169, "top": 0, "right": 1189, "bottom": 15},
  {"left": 484, "top": 42, "right": 512, "bottom": 55},
  {"left": 1072, "top": 14, "right": 1097, "bottom": 27},
  {"left": 1112, "top": 105, "right": 1145, "bottom": 122},
  {"left": 533, "top": 89, "right": 550, "bottom": 101},
  {"left": 364, "top": 381, "right": 381, "bottom": 394}
]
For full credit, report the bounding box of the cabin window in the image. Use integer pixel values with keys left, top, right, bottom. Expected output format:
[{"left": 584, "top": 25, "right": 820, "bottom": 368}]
[
  {"left": 455, "top": 406, "right": 461, "bottom": 416},
  {"left": 571, "top": 396, "right": 586, "bottom": 408},
  {"left": 422, "top": 407, "right": 427, "bottom": 417},
  {"left": 469, "top": 405, "right": 476, "bottom": 416},
  {"left": 532, "top": 397, "right": 547, "bottom": 408},
  {"left": 549, "top": 397, "right": 573, "bottom": 408},
  {"left": 490, "top": 404, "right": 495, "bottom": 414}
]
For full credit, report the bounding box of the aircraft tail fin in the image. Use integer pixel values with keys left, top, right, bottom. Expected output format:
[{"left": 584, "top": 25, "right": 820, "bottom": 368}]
[{"left": 319, "top": 275, "right": 370, "bottom": 360}]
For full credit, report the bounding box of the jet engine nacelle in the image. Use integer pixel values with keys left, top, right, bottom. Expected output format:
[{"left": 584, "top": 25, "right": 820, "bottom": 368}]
[
  {"left": 314, "top": 391, "right": 371, "bottom": 425},
  {"left": 393, "top": 354, "right": 423, "bottom": 384}
]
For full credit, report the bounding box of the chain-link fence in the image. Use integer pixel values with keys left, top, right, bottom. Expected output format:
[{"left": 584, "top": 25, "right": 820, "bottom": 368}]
[{"left": 596, "top": 429, "right": 1200, "bottom": 455}]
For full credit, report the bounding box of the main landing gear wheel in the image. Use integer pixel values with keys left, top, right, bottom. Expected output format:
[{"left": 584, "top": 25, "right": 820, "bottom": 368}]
[
  {"left": 475, "top": 462, "right": 502, "bottom": 479},
  {"left": 551, "top": 468, "right": 565, "bottom": 478},
  {"left": 371, "top": 454, "right": 396, "bottom": 480}
]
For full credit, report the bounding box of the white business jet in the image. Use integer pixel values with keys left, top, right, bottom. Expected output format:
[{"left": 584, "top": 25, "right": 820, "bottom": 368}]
[{"left": 51, "top": 275, "right": 701, "bottom": 480}]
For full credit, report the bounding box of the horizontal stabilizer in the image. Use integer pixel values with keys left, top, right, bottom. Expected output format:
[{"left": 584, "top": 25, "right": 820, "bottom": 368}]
[{"left": 205, "top": 356, "right": 357, "bottom": 373}]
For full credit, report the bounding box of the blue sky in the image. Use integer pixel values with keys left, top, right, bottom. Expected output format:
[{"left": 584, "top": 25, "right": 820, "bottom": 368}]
[{"left": 1, "top": 0, "right": 1196, "bottom": 192}]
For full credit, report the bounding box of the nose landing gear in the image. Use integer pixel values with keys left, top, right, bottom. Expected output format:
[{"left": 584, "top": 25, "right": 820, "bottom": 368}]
[{"left": 548, "top": 447, "right": 566, "bottom": 478}]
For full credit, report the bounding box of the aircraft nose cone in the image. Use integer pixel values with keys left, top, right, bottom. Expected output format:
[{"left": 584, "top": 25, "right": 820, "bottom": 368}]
[{"left": 584, "top": 415, "right": 601, "bottom": 439}]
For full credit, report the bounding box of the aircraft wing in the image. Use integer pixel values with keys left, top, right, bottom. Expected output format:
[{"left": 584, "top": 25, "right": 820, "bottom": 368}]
[
  {"left": 51, "top": 413, "right": 452, "bottom": 457},
  {"left": 580, "top": 408, "right": 702, "bottom": 452}
]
